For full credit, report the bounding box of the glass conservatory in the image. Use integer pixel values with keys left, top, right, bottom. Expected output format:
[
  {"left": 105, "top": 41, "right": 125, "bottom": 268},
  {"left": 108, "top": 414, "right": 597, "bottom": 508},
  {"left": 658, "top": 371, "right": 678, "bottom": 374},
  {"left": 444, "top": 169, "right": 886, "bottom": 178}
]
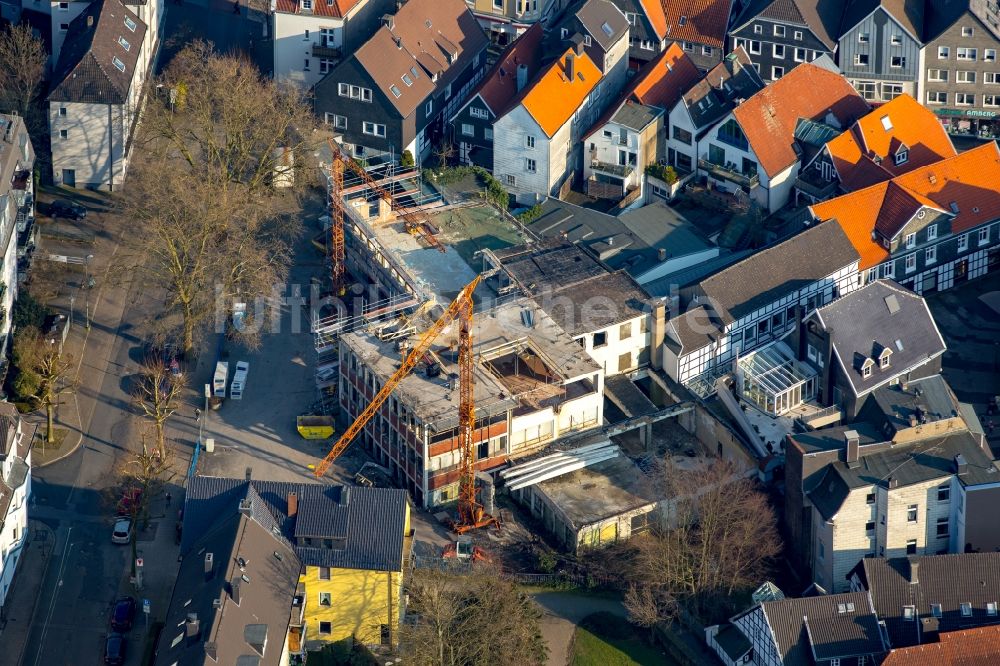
[{"left": 737, "top": 342, "right": 817, "bottom": 416}]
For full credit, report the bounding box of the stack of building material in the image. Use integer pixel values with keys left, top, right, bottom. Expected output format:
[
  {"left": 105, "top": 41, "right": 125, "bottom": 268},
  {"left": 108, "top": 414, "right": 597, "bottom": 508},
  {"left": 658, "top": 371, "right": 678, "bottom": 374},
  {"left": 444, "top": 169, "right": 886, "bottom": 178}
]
[{"left": 500, "top": 441, "right": 620, "bottom": 491}]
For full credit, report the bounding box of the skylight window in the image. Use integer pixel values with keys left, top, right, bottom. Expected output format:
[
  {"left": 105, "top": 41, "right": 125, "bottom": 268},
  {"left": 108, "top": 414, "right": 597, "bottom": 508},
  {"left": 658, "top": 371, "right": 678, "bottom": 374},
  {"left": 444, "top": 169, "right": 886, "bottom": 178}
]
[
  {"left": 679, "top": 15, "right": 687, "bottom": 26},
  {"left": 390, "top": 84, "right": 401, "bottom": 98},
  {"left": 124, "top": 16, "right": 136, "bottom": 32},
  {"left": 880, "top": 115, "right": 893, "bottom": 131},
  {"left": 601, "top": 21, "right": 613, "bottom": 37},
  {"left": 112, "top": 56, "right": 126, "bottom": 72},
  {"left": 401, "top": 73, "right": 413, "bottom": 87},
  {"left": 118, "top": 35, "right": 130, "bottom": 51},
  {"left": 410, "top": 66, "right": 420, "bottom": 79}
]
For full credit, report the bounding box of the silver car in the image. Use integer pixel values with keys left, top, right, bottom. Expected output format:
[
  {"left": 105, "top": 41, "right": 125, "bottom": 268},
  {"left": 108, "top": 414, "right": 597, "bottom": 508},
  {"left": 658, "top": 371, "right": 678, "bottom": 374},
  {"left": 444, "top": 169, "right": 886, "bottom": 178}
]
[{"left": 111, "top": 518, "right": 132, "bottom": 544}]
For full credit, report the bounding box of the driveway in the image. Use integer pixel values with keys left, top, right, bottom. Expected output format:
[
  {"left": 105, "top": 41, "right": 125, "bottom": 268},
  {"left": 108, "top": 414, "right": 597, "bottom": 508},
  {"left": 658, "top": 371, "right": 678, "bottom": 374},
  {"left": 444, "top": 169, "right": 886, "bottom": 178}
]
[{"left": 531, "top": 592, "right": 627, "bottom": 666}]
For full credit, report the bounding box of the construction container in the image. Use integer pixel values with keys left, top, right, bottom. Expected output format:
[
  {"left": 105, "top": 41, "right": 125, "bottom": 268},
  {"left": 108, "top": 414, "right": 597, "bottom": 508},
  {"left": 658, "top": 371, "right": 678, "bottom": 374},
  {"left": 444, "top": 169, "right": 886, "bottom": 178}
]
[{"left": 297, "top": 415, "right": 335, "bottom": 439}]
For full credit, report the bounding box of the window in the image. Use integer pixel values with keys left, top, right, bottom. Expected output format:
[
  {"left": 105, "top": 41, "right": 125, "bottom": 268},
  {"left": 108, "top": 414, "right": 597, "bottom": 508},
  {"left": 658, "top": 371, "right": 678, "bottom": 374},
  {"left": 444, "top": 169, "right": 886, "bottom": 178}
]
[
  {"left": 895, "top": 148, "right": 908, "bottom": 165},
  {"left": 883, "top": 83, "right": 903, "bottom": 100},
  {"left": 927, "top": 225, "right": 937, "bottom": 241},
  {"left": 303, "top": 59, "right": 311, "bottom": 71},
  {"left": 560, "top": 27, "right": 568, "bottom": 39},
  {"left": 702, "top": 45, "right": 712, "bottom": 56},
  {"left": 389, "top": 84, "right": 401, "bottom": 98},
  {"left": 484, "top": 127, "right": 493, "bottom": 140},
  {"left": 863, "top": 362, "right": 872, "bottom": 378},
  {"left": 989, "top": 602, "right": 998, "bottom": 616},
  {"left": 525, "top": 135, "right": 535, "bottom": 149},
  {"left": 59, "top": 129, "right": 68, "bottom": 139},
  {"left": 59, "top": 22, "right": 69, "bottom": 31},
  {"left": 880, "top": 352, "right": 890, "bottom": 369},
  {"left": 525, "top": 158, "right": 536, "bottom": 173},
  {"left": 118, "top": 35, "right": 130, "bottom": 51},
  {"left": 332, "top": 114, "right": 346, "bottom": 129},
  {"left": 682, "top": 41, "right": 694, "bottom": 52},
  {"left": 962, "top": 26, "right": 974, "bottom": 36},
  {"left": 905, "top": 233, "right": 916, "bottom": 249},
  {"left": 956, "top": 92, "right": 975, "bottom": 105},
  {"left": 957, "top": 47, "right": 977, "bottom": 61},
  {"left": 753, "top": 24, "right": 762, "bottom": 34},
  {"left": 890, "top": 56, "right": 906, "bottom": 68},
  {"left": 928, "top": 91, "right": 947, "bottom": 104},
  {"left": 926, "top": 246, "right": 937, "bottom": 266},
  {"left": 773, "top": 43, "right": 785, "bottom": 58},
  {"left": 938, "top": 46, "right": 950, "bottom": 59},
  {"left": 932, "top": 603, "right": 943, "bottom": 617},
  {"left": 986, "top": 95, "right": 1000, "bottom": 107},
  {"left": 958, "top": 234, "right": 969, "bottom": 252},
  {"left": 904, "top": 253, "right": 917, "bottom": 272},
  {"left": 936, "top": 517, "right": 949, "bottom": 537},
  {"left": 866, "top": 493, "right": 876, "bottom": 504},
  {"left": 319, "top": 592, "right": 331, "bottom": 606},
  {"left": 58, "top": 0, "right": 67, "bottom": 7},
  {"left": 906, "top": 540, "right": 918, "bottom": 555},
  {"left": 672, "top": 126, "right": 692, "bottom": 145},
  {"left": 493, "top": 0, "right": 503, "bottom": 8},
  {"left": 362, "top": 122, "right": 386, "bottom": 137},
  {"left": 793, "top": 47, "right": 807, "bottom": 62},
  {"left": 772, "top": 66, "right": 785, "bottom": 79},
  {"left": 338, "top": 84, "right": 372, "bottom": 102},
  {"left": 319, "top": 567, "right": 331, "bottom": 580},
  {"left": 866, "top": 521, "right": 875, "bottom": 532},
  {"left": 593, "top": 331, "right": 608, "bottom": 348},
  {"left": 620, "top": 322, "right": 632, "bottom": 340},
  {"left": 112, "top": 56, "right": 126, "bottom": 72},
  {"left": 927, "top": 68, "right": 947, "bottom": 82},
  {"left": 304, "top": 29, "right": 310, "bottom": 39},
  {"left": 961, "top": 602, "right": 973, "bottom": 617},
  {"left": 907, "top": 504, "right": 918, "bottom": 522},
  {"left": 882, "top": 261, "right": 894, "bottom": 278},
  {"left": 505, "top": 174, "right": 516, "bottom": 187},
  {"left": 461, "top": 123, "right": 474, "bottom": 136},
  {"left": 794, "top": 30, "right": 803, "bottom": 40},
  {"left": 855, "top": 53, "right": 869, "bottom": 66},
  {"left": 625, "top": 12, "right": 637, "bottom": 24},
  {"left": 855, "top": 81, "right": 876, "bottom": 100},
  {"left": 59, "top": 107, "right": 67, "bottom": 117},
  {"left": 858, "top": 32, "right": 870, "bottom": 43},
  {"left": 987, "top": 49, "right": 998, "bottom": 62},
  {"left": 774, "top": 24, "right": 785, "bottom": 37},
  {"left": 319, "top": 621, "right": 332, "bottom": 634},
  {"left": 979, "top": 227, "right": 990, "bottom": 245},
  {"left": 425, "top": 100, "right": 433, "bottom": 115},
  {"left": 903, "top": 605, "right": 915, "bottom": 620},
  {"left": 957, "top": 70, "right": 976, "bottom": 83},
  {"left": 401, "top": 73, "right": 413, "bottom": 87},
  {"left": 470, "top": 107, "right": 489, "bottom": 120},
  {"left": 583, "top": 35, "right": 591, "bottom": 46},
  {"left": 891, "top": 34, "right": 902, "bottom": 45},
  {"left": 748, "top": 40, "right": 761, "bottom": 55}
]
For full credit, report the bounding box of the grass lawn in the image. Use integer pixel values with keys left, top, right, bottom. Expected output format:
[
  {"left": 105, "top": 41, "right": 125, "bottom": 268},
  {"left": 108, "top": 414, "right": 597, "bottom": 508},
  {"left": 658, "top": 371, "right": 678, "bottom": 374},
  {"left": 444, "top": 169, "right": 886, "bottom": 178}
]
[{"left": 570, "top": 612, "right": 675, "bottom": 666}]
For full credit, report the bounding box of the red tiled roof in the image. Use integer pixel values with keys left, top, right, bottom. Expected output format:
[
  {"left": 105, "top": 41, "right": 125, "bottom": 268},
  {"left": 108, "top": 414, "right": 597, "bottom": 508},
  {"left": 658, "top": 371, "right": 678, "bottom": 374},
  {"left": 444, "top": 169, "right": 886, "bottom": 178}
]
[
  {"left": 732, "top": 63, "right": 870, "bottom": 178},
  {"left": 826, "top": 94, "right": 957, "bottom": 191},
  {"left": 810, "top": 142, "right": 1000, "bottom": 270},
  {"left": 883, "top": 624, "right": 1000, "bottom": 665},
  {"left": 274, "top": 0, "right": 360, "bottom": 17},
  {"left": 661, "top": 0, "right": 734, "bottom": 48},
  {"left": 467, "top": 23, "right": 544, "bottom": 119}
]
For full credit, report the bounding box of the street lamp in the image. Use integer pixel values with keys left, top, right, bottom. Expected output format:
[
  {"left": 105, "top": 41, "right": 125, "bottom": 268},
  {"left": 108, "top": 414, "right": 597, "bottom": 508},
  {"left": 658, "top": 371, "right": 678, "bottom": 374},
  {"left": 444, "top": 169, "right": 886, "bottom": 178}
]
[
  {"left": 85, "top": 254, "right": 94, "bottom": 330},
  {"left": 69, "top": 294, "right": 75, "bottom": 326}
]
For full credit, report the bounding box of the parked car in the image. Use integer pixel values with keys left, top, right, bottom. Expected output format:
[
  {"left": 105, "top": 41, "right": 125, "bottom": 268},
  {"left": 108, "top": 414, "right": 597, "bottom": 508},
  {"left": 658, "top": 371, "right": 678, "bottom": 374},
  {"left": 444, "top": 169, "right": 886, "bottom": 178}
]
[
  {"left": 111, "top": 518, "right": 132, "bottom": 545},
  {"left": 110, "top": 597, "right": 137, "bottom": 632},
  {"left": 49, "top": 199, "right": 87, "bottom": 220},
  {"left": 104, "top": 633, "right": 126, "bottom": 665}
]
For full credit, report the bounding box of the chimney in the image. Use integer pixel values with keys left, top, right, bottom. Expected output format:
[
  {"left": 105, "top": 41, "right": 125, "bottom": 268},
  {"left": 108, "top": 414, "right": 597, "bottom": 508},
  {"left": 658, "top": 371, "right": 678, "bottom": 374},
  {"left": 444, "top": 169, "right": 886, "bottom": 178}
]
[
  {"left": 230, "top": 577, "right": 241, "bottom": 605},
  {"left": 204, "top": 643, "right": 218, "bottom": 660},
  {"left": 87, "top": 14, "right": 94, "bottom": 27},
  {"left": 888, "top": 476, "right": 899, "bottom": 489},
  {"left": 287, "top": 491, "right": 298, "bottom": 520},
  {"left": 908, "top": 559, "right": 919, "bottom": 584},
  {"left": 954, "top": 454, "right": 968, "bottom": 475},
  {"left": 204, "top": 552, "right": 214, "bottom": 580},
  {"left": 245, "top": 466, "right": 253, "bottom": 481},
  {"left": 185, "top": 613, "right": 201, "bottom": 639},
  {"left": 565, "top": 53, "right": 575, "bottom": 81},
  {"left": 238, "top": 498, "right": 253, "bottom": 515},
  {"left": 516, "top": 63, "right": 529, "bottom": 92},
  {"left": 650, "top": 300, "right": 666, "bottom": 370},
  {"left": 381, "top": 13, "right": 394, "bottom": 30},
  {"left": 845, "top": 430, "right": 860, "bottom": 463},
  {"left": 657, "top": 247, "right": 668, "bottom": 262}
]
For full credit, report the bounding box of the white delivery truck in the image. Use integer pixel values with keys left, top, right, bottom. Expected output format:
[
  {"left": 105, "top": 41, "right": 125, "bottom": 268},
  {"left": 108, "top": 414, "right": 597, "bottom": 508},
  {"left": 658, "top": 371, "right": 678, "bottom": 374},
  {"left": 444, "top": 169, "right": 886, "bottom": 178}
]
[
  {"left": 230, "top": 361, "right": 249, "bottom": 400},
  {"left": 213, "top": 362, "right": 229, "bottom": 398}
]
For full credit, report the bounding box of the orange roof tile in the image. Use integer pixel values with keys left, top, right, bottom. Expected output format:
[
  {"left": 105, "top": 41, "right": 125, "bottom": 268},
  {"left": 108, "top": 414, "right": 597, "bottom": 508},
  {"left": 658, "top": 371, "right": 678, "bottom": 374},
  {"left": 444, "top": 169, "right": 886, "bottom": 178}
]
[
  {"left": 733, "top": 63, "right": 869, "bottom": 178},
  {"left": 520, "top": 48, "right": 601, "bottom": 137},
  {"left": 883, "top": 624, "right": 1000, "bottom": 666},
  {"left": 661, "top": 0, "right": 734, "bottom": 48},
  {"left": 810, "top": 142, "right": 1000, "bottom": 270},
  {"left": 826, "top": 94, "right": 957, "bottom": 191},
  {"left": 631, "top": 42, "right": 701, "bottom": 109},
  {"left": 275, "top": 0, "right": 359, "bottom": 17},
  {"left": 639, "top": 0, "right": 668, "bottom": 40},
  {"left": 468, "top": 23, "right": 545, "bottom": 119}
]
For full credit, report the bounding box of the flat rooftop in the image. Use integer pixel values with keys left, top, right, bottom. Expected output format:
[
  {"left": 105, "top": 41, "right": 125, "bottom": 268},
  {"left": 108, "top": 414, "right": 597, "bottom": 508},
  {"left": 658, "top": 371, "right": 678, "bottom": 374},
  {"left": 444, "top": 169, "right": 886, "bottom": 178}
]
[
  {"left": 536, "top": 455, "right": 657, "bottom": 528},
  {"left": 342, "top": 297, "right": 601, "bottom": 425}
]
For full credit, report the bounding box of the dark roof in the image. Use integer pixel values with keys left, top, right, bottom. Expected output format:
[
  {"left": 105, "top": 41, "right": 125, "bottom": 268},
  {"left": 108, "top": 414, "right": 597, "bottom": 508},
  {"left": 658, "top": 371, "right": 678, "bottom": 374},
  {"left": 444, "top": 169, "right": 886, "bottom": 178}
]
[
  {"left": 680, "top": 48, "right": 765, "bottom": 134},
  {"left": 839, "top": 0, "right": 925, "bottom": 42},
  {"left": 861, "top": 374, "right": 964, "bottom": 435},
  {"left": 714, "top": 623, "right": 752, "bottom": 660},
  {"left": 48, "top": 0, "right": 146, "bottom": 105},
  {"left": 457, "top": 23, "right": 545, "bottom": 120},
  {"left": 787, "top": 421, "right": 884, "bottom": 455},
  {"left": 970, "top": 0, "right": 1000, "bottom": 41},
  {"left": 184, "top": 477, "right": 409, "bottom": 572},
  {"left": 697, "top": 222, "right": 859, "bottom": 324},
  {"left": 662, "top": 0, "right": 735, "bottom": 48},
  {"left": 923, "top": 0, "right": 977, "bottom": 44},
  {"left": 734, "top": 592, "right": 886, "bottom": 662},
  {"left": 610, "top": 102, "right": 660, "bottom": 130},
  {"left": 854, "top": 553, "right": 1000, "bottom": 648},
  {"left": 618, "top": 201, "right": 714, "bottom": 261},
  {"left": 643, "top": 249, "right": 752, "bottom": 295},
  {"left": 807, "top": 430, "right": 998, "bottom": 519},
  {"left": 733, "top": 0, "right": 844, "bottom": 49},
  {"left": 608, "top": 0, "right": 666, "bottom": 41},
  {"left": 546, "top": 270, "right": 652, "bottom": 335},
  {"left": 494, "top": 239, "right": 609, "bottom": 294},
  {"left": 664, "top": 304, "right": 718, "bottom": 352},
  {"left": 348, "top": 0, "right": 487, "bottom": 118},
  {"left": 570, "top": 0, "right": 630, "bottom": 51},
  {"left": 814, "top": 280, "right": 946, "bottom": 398},
  {"left": 154, "top": 513, "right": 302, "bottom": 666}
]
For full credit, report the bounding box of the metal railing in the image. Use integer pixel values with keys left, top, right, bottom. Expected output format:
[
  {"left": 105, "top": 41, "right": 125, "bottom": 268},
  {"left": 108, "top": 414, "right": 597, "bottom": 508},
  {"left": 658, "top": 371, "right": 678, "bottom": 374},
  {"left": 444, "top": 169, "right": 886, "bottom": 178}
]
[{"left": 698, "top": 158, "right": 760, "bottom": 187}]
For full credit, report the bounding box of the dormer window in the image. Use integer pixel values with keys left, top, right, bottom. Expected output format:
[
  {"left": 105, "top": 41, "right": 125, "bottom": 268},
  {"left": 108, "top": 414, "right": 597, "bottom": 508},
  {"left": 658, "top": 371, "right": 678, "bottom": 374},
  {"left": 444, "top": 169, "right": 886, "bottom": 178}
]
[
  {"left": 862, "top": 359, "right": 873, "bottom": 378},
  {"left": 961, "top": 602, "right": 973, "bottom": 617},
  {"left": 879, "top": 348, "right": 891, "bottom": 369},
  {"left": 895, "top": 147, "right": 908, "bottom": 165},
  {"left": 903, "top": 605, "right": 915, "bottom": 620}
]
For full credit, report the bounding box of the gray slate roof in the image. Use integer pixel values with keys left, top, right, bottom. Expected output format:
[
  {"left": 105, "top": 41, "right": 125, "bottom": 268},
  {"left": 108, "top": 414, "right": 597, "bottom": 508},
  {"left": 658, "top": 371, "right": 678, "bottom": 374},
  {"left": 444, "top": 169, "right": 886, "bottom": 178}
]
[
  {"left": 839, "top": 0, "right": 925, "bottom": 42},
  {"left": 860, "top": 374, "right": 963, "bottom": 434},
  {"left": 184, "top": 476, "right": 409, "bottom": 572},
  {"left": 664, "top": 304, "right": 718, "bottom": 353},
  {"left": 545, "top": 270, "right": 651, "bottom": 336},
  {"left": 697, "top": 222, "right": 859, "bottom": 324},
  {"left": 733, "top": 0, "right": 844, "bottom": 49},
  {"left": 854, "top": 553, "right": 1000, "bottom": 648},
  {"left": 814, "top": 280, "right": 946, "bottom": 398},
  {"left": 154, "top": 513, "right": 302, "bottom": 666},
  {"left": 610, "top": 101, "right": 660, "bottom": 131},
  {"left": 643, "top": 249, "right": 752, "bottom": 295},
  {"left": 681, "top": 48, "right": 765, "bottom": 135},
  {"left": 48, "top": 0, "right": 146, "bottom": 105},
  {"left": 571, "top": 0, "right": 630, "bottom": 51}
]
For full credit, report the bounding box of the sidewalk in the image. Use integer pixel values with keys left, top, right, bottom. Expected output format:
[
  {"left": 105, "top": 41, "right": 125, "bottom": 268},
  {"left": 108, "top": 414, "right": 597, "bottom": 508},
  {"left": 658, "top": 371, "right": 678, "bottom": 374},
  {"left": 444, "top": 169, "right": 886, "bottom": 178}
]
[{"left": 0, "top": 521, "right": 55, "bottom": 666}]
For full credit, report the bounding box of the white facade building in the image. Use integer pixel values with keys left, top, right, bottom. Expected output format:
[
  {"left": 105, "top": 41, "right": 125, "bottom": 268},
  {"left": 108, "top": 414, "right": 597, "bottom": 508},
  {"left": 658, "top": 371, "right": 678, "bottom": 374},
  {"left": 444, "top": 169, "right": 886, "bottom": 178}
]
[
  {"left": 0, "top": 404, "right": 33, "bottom": 609},
  {"left": 0, "top": 115, "right": 33, "bottom": 357}
]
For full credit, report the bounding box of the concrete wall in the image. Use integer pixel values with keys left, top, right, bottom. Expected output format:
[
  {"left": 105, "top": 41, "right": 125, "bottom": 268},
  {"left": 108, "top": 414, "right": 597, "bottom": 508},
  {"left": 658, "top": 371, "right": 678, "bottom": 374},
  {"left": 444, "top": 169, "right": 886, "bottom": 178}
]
[{"left": 576, "top": 313, "right": 650, "bottom": 376}]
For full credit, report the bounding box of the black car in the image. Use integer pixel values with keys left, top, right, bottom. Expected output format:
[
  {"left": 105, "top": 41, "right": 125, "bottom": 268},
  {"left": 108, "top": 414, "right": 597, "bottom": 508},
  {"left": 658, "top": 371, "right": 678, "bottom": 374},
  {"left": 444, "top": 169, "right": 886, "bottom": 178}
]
[
  {"left": 49, "top": 199, "right": 87, "bottom": 220},
  {"left": 104, "top": 633, "right": 126, "bottom": 665},
  {"left": 110, "top": 597, "right": 137, "bottom": 632}
]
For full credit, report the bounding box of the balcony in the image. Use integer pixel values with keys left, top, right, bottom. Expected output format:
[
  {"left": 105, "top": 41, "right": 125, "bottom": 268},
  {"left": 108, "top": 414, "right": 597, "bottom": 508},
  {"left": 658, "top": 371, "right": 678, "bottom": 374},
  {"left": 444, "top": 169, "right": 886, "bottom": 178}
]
[
  {"left": 590, "top": 159, "right": 633, "bottom": 178},
  {"left": 795, "top": 168, "right": 838, "bottom": 201},
  {"left": 289, "top": 582, "right": 306, "bottom": 627},
  {"left": 312, "top": 43, "right": 341, "bottom": 59},
  {"left": 698, "top": 158, "right": 759, "bottom": 188}
]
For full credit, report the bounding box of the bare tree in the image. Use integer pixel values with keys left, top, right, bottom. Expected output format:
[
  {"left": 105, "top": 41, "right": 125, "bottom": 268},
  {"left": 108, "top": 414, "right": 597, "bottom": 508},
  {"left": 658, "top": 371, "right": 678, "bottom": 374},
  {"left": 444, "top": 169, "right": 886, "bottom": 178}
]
[
  {"left": 13, "top": 326, "right": 77, "bottom": 444},
  {"left": 0, "top": 23, "right": 46, "bottom": 122},
  {"left": 401, "top": 567, "right": 547, "bottom": 666},
  {"left": 622, "top": 458, "right": 782, "bottom": 626},
  {"left": 119, "top": 41, "right": 314, "bottom": 355},
  {"left": 132, "top": 358, "right": 185, "bottom": 458}
]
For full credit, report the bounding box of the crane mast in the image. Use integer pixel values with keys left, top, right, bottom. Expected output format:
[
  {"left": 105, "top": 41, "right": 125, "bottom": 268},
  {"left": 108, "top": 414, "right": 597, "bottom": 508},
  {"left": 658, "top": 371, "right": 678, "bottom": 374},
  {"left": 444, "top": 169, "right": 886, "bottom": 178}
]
[{"left": 327, "top": 139, "right": 346, "bottom": 294}]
